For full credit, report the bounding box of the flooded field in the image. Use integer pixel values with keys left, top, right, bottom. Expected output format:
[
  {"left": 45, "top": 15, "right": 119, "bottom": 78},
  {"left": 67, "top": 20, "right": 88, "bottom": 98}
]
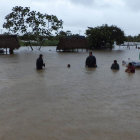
[{"left": 0, "top": 46, "right": 140, "bottom": 140}]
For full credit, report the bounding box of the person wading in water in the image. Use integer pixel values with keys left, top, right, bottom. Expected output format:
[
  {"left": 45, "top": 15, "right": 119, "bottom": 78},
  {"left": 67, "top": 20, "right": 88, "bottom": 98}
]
[
  {"left": 111, "top": 60, "right": 120, "bottom": 70},
  {"left": 36, "top": 54, "right": 45, "bottom": 70},
  {"left": 85, "top": 52, "right": 97, "bottom": 68}
]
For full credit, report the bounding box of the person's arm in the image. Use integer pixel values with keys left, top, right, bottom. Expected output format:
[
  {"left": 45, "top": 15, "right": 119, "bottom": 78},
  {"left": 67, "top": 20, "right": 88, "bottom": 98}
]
[
  {"left": 85, "top": 57, "right": 88, "bottom": 67},
  {"left": 42, "top": 60, "right": 45, "bottom": 67},
  {"left": 118, "top": 64, "right": 120, "bottom": 70},
  {"left": 94, "top": 57, "right": 97, "bottom": 66},
  {"left": 125, "top": 66, "right": 130, "bottom": 72},
  {"left": 43, "top": 63, "right": 45, "bottom": 67},
  {"left": 36, "top": 59, "right": 38, "bottom": 69},
  {"left": 40, "top": 59, "right": 45, "bottom": 68},
  {"left": 111, "top": 64, "right": 113, "bottom": 69}
]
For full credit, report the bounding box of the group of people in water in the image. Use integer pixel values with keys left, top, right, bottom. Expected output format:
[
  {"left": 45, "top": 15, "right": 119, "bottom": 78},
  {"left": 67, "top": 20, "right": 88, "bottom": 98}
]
[
  {"left": 110, "top": 60, "right": 135, "bottom": 73},
  {"left": 36, "top": 52, "right": 135, "bottom": 73}
]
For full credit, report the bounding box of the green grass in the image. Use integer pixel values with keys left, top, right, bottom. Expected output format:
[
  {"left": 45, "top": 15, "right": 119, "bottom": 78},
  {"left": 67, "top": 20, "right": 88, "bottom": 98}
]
[
  {"left": 19, "top": 39, "right": 59, "bottom": 46},
  {"left": 44, "top": 40, "right": 59, "bottom": 46}
]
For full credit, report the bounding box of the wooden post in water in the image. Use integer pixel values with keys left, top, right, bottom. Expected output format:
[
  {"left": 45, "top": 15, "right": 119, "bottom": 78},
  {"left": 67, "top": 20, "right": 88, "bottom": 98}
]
[{"left": 6, "top": 47, "right": 7, "bottom": 54}]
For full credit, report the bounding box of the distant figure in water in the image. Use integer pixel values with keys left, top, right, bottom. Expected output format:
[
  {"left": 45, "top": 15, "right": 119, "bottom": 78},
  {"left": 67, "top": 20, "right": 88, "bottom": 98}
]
[
  {"left": 85, "top": 52, "right": 97, "bottom": 68},
  {"left": 36, "top": 54, "right": 45, "bottom": 70},
  {"left": 67, "top": 64, "right": 71, "bottom": 68},
  {"left": 111, "top": 60, "right": 119, "bottom": 70},
  {"left": 125, "top": 63, "right": 135, "bottom": 73}
]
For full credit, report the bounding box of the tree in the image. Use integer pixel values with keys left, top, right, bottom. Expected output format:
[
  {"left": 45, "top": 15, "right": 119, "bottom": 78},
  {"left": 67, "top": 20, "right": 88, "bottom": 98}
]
[
  {"left": 3, "top": 6, "right": 63, "bottom": 50},
  {"left": 57, "top": 30, "right": 73, "bottom": 38},
  {"left": 56, "top": 30, "right": 82, "bottom": 40},
  {"left": 86, "top": 24, "right": 125, "bottom": 49}
]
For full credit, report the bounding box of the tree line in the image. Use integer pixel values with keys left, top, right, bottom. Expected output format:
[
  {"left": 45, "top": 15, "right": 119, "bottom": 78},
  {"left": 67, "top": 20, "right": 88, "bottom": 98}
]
[
  {"left": 125, "top": 34, "right": 140, "bottom": 42},
  {"left": 3, "top": 6, "right": 139, "bottom": 50}
]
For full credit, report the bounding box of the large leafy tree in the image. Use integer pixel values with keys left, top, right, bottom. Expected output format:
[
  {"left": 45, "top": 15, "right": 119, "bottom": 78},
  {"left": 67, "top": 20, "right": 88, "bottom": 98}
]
[
  {"left": 3, "top": 6, "right": 63, "bottom": 50},
  {"left": 86, "top": 24, "right": 125, "bottom": 49}
]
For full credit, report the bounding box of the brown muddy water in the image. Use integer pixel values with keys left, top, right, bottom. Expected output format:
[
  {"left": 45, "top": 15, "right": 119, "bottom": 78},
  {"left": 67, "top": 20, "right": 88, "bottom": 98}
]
[{"left": 0, "top": 46, "right": 140, "bottom": 140}]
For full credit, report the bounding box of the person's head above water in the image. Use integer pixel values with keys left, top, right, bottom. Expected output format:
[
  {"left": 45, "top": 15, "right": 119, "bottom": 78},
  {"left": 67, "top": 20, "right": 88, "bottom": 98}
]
[
  {"left": 114, "top": 60, "right": 117, "bottom": 64},
  {"left": 67, "top": 64, "right": 70, "bottom": 68},
  {"left": 89, "top": 51, "right": 93, "bottom": 56},
  {"left": 39, "top": 54, "right": 43, "bottom": 58}
]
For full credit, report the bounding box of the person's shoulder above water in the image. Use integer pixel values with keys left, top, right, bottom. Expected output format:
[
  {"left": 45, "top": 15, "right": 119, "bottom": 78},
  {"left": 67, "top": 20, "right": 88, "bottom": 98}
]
[{"left": 111, "top": 60, "right": 119, "bottom": 70}]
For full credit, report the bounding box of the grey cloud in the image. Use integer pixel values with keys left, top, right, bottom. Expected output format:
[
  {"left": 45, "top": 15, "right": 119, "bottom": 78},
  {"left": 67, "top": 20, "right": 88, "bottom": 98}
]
[
  {"left": 68, "top": 0, "right": 115, "bottom": 9},
  {"left": 68, "top": 0, "right": 94, "bottom": 5},
  {"left": 32, "top": 0, "right": 94, "bottom": 6},
  {"left": 68, "top": 0, "right": 140, "bottom": 9},
  {"left": 124, "top": 0, "right": 140, "bottom": 11},
  {"left": 69, "top": 0, "right": 140, "bottom": 10}
]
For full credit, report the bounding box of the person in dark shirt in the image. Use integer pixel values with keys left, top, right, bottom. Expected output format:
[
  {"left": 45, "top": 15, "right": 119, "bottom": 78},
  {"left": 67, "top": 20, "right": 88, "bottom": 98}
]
[
  {"left": 85, "top": 52, "right": 97, "bottom": 68},
  {"left": 36, "top": 54, "right": 45, "bottom": 70},
  {"left": 111, "top": 60, "right": 119, "bottom": 70}
]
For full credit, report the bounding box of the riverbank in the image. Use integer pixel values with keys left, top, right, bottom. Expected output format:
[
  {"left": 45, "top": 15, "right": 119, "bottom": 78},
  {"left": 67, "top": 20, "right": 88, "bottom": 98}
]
[{"left": 19, "top": 39, "right": 59, "bottom": 46}]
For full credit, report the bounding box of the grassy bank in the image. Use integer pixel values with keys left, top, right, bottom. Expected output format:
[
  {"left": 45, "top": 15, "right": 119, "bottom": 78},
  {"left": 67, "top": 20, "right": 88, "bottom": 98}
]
[{"left": 19, "top": 39, "right": 59, "bottom": 46}]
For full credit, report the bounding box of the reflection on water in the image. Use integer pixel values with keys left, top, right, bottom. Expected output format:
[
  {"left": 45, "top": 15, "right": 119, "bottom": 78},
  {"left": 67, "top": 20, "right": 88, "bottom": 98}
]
[{"left": 0, "top": 46, "right": 140, "bottom": 140}]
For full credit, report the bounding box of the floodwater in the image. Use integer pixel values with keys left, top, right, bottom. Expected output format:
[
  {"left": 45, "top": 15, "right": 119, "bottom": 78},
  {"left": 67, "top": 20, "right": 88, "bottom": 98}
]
[{"left": 0, "top": 46, "right": 140, "bottom": 140}]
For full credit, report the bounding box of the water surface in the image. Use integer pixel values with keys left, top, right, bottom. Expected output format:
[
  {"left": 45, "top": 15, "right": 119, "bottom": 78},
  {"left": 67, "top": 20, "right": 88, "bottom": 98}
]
[{"left": 0, "top": 46, "right": 140, "bottom": 140}]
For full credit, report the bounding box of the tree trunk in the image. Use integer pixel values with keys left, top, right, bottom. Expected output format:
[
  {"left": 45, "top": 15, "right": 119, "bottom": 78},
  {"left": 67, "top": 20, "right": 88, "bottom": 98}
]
[
  {"left": 39, "top": 46, "right": 42, "bottom": 50},
  {"left": 29, "top": 40, "right": 33, "bottom": 50}
]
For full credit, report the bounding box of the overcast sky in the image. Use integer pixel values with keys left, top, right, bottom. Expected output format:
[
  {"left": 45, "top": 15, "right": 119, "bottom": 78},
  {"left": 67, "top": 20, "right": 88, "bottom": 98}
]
[{"left": 0, "top": 0, "right": 140, "bottom": 36}]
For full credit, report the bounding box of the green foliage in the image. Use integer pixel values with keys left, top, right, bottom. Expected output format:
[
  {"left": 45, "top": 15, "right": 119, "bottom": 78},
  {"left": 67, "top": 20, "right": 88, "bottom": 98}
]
[
  {"left": 3, "top": 6, "right": 63, "bottom": 49},
  {"left": 86, "top": 24, "right": 125, "bottom": 49},
  {"left": 19, "top": 38, "right": 59, "bottom": 46},
  {"left": 56, "top": 30, "right": 81, "bottom": 40},
  {"left": 44, "top": 40, "right": 59, "bottom": 46},
  {"left": 125, "top": 34, "right": 140, "bottom": 42},
  {"left": 57, "top": 30, "right": 72, "bottom": 38}
]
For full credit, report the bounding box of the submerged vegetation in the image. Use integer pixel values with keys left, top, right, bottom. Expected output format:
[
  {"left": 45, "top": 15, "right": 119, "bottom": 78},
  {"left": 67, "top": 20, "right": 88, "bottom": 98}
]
[{"left": 86, "top": 24, "right": 125, "bottom": 49}]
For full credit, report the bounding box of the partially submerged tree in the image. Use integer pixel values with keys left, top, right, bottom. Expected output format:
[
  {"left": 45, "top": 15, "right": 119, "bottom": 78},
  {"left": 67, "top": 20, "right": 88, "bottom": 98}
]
[
  {"left": 3, "top": 6, "right": 63, "bottom": 50},
  {"left": 86, "top": 24, "right": 125, "bottom": 49}
]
